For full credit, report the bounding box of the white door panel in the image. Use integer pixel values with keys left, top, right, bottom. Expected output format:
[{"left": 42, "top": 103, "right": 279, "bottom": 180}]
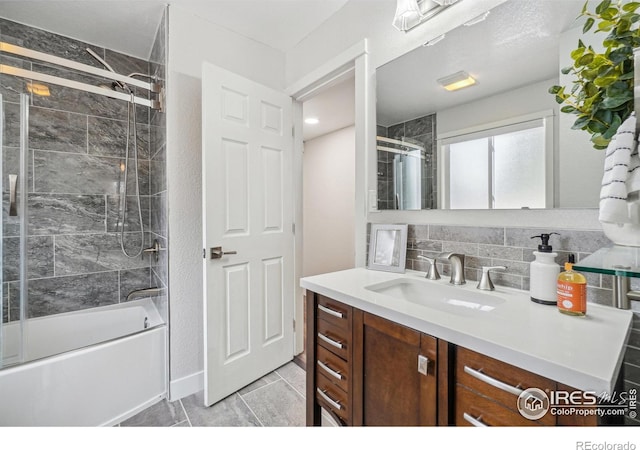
[{"left": 203, "top": 63, "right": 294, "bottom": 406}]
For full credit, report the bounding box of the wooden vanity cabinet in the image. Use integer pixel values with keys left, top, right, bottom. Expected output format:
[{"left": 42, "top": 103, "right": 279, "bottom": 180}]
[
  {"left": 306, "top": 291, "right": 600, "bottom": 427},
  {"left": 360, "top": 312, "right": 438, "bottom": 426}
]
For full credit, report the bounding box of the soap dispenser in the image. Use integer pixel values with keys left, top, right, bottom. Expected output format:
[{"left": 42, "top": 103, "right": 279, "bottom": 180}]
[{"left": 529, "top": 233, "right": 560, "bottom": 305}]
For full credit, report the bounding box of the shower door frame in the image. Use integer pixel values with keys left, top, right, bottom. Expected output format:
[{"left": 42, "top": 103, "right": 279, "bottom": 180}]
[{"left": 0, "top": 92, "right": 30, "bottom": 369}]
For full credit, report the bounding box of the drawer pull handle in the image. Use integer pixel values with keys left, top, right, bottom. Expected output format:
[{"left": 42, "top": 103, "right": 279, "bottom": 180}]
[
  {"left": 318, "top": 360, "right": 343, "bottom": 380},
  {"left": 318, "top": 304, "right": 344, "bottom": 319},
  {"left": 463, "top": 366, "right": 523, "bottom": 397},
  {"left": 317, "top": 388, "right": 342, "bottom": 411},
  {"left": 463, "top": 412, "right": 488, "bottom": 427},
  {"left": 318, "top": 333, "right": 343, "bottom": 349}
]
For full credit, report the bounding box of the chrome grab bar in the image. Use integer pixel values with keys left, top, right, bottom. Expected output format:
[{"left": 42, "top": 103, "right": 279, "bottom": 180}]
[
  {"left": 9, "top": 174, "right": 17, "bottom": 216},
  {"left": 317, "top": 360, "right": 343, "bottom": 380},
  {"left": 317, "top": 388, "right": 342, "bottom": 411},
  {"left": 318, "top": 304, "right": 343, "bottom": 319},
  {"left": 463, "top": 412, "right": 488, "bottom": 427},
  {"left": 317, "top": 333, "right": 343, "bottom": 349},
  {"left": 126, "top": 287, "right": 167, "bottom": 302},
  {"left": 463, "top": 366, "right": 524, "bottom": 397}
]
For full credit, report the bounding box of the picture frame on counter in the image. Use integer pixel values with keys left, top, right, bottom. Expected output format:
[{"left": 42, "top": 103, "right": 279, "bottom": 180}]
[{"left": 368, "top": 223, "right": 408, "bottom": 273}]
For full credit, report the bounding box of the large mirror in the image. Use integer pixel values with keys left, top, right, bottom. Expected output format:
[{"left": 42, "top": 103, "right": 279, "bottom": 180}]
[{"left": 376, "top": 0, "right": 604, "bottom": 210}]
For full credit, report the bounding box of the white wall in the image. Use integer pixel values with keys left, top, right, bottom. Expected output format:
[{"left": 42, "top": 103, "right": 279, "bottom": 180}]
[
  {"left": 166, "top": 5, "right": 286, "bottom": 396},
  {"left": 303, "top": 126, "right": 356, "bottom": 277}
]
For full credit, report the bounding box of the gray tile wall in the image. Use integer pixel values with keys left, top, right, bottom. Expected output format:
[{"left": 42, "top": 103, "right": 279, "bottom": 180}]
[
  {"left": 376, "top": 113, "right": 437, "bottom": 210},
  {"left": 1, "top": 17, "right": 167, "bottom": 322},
  {"left": 368, "top": 222, "right": 640, "bottom": 425}
]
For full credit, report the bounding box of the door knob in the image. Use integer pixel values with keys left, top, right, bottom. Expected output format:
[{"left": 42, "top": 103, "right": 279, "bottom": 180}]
[{"left": 210, "top": 246, "right": 237, "bottom": 259}]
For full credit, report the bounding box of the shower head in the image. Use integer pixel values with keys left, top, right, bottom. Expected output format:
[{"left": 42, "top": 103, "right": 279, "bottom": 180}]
[{"left": 86, "top": 47, "right": 129, "bottom": 92}]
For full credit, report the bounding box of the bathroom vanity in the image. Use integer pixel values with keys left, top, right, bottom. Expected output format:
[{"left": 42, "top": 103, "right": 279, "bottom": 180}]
[{"left": 301, "top": 269, "right": 633, "bottom": 427}]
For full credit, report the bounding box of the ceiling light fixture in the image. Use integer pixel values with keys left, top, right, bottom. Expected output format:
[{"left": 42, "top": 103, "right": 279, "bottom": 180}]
[
  {"left": 305, "top": 117, "right": 319, "bottom": 125},
  {"left": 423, "top": 34, "right": 445, "bottom": 46},
  {"left": 392, "top": 0, "right": 462, "bottom": 32},
  {"left": 463, "top": 10, "right": 490, "bottom": 26},
  {"left": 436, "top": 71, "right": 476, "bottom": 91}
]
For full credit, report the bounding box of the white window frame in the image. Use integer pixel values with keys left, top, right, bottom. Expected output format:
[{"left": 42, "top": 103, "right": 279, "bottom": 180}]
[{"left": 437, "top": 110, "right": 554, "bottom": 209}]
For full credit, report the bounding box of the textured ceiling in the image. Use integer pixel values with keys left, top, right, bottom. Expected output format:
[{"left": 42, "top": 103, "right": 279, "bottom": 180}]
[{"left": 0, "top": 0, "right": 350, "bottom": 59}]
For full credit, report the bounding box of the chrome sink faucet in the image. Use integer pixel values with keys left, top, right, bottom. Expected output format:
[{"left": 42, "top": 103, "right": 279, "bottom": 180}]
[{"left": 438, "top": 252, "right": 466, "bottom": 285}]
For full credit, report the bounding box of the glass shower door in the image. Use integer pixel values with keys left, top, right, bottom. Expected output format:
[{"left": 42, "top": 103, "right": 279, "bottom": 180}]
[{"left": 0, "top": 91, "right": 29, "bottom": 369}]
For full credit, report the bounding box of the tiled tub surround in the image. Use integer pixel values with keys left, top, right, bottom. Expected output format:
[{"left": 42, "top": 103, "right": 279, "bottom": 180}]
[
  {"left": 369, "top": 222, "right": 639, "bottom": 425},
  {"left": 1, "top": 17, "right": 167, "bottom": 322},
  {"left": 376, "top": 113, "right": 437, "bottom": 210}
]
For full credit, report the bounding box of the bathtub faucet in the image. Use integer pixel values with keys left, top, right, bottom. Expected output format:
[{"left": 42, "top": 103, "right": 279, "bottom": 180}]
[{"left": 126, "top": 287, "right": 167, "bottom": 302}]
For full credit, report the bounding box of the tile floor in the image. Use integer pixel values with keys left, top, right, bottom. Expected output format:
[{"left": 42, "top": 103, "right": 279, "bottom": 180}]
[{"left": 120, "top": 360, "right": 307, "bottom": 427}]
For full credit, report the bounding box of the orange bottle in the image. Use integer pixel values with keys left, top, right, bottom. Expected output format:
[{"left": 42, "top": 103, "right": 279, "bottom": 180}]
[{"left": 557, "top": 254, "right": 587, "bottom": 316}]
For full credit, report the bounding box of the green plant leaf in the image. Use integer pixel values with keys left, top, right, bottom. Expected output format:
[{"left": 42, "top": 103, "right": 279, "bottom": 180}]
[
  {"left": 572, "top": 116, "right": 591, "bottom": 129},
  {"left": 561, "top": 105, "right": 578, "bottom": 114},
  {"left": 594, "top": 76, "right": 618, "bottom": 87},
  {"left": 601, "top": 92, "right": 633, "bottom": 108},
  {"left": 571, "top": 46, "right": 586, "bottom": 60},
  {"left": 622, "top": 2, "right": 640, "bottom": 12},
  {"left": 561, "top": 65, "right": 574, "bottom": 75},
  {"left": 596, "top": 0, "right": 612, "bottom": 15},
  {"left": 601, "top": 7, "right": 619, "bottom": 20},
  {"left": 591, "top": 133, "right": 611, "bottom": 148},
  {"left": 603, "top": 114, "right": 623, "bottom": 139},
  {"left": 577, "top": 52, "right": 595, "bottom": 66},
  {"left": 598, "top": 20, "right": 615, "bottom": 31},
  {"left": 583, "top": 17, "right": 596, "bottom": 33}
]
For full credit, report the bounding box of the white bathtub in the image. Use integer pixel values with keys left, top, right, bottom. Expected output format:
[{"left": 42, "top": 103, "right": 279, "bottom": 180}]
[{"left": 0, "top": 299, "right": 167, "bottom": 426}]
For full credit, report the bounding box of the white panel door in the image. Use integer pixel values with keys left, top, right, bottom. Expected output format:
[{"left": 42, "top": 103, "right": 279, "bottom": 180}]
[{"left": 202, "top": 63, "right": 294, "bottom": 406}]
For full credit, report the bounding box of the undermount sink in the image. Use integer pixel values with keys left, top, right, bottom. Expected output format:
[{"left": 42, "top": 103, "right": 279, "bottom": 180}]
[{"left": 365, "top": 278, "right": 506, "bottom": 315}]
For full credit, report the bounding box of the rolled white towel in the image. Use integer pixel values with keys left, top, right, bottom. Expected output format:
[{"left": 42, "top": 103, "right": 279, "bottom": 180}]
[{"left": 599, "top": 113, "right": 638, "bottom": 224}]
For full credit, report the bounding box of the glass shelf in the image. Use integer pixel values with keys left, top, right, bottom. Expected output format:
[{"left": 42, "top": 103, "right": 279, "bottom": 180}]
[{"left": 574, "top": 246, "right": 640, "bottom": 278}]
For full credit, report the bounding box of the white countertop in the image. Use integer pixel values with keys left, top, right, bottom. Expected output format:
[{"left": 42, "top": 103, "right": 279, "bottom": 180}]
[{"left": 301, "top": 267, "right": 633, "bottom": 394}]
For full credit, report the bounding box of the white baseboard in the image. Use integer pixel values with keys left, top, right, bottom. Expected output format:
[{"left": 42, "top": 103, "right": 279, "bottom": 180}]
[{"left": 169, "top": 370, "right": 203, "bottom": 401}]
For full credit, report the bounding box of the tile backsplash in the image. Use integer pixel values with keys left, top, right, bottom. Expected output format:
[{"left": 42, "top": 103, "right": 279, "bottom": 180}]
[{"left": 403, "top": 223, "right": 620, "bottom": 305}]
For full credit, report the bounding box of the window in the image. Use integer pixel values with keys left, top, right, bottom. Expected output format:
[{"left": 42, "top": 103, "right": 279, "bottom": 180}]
[{"left": 439, "top": 112, "right": 553, "bottom": 209}]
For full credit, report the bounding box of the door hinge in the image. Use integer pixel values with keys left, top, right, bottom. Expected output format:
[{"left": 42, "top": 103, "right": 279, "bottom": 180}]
[
  {"left": 292, "top": 126, "right": 295, "bottom": 138},
  {"left": 293, "top": 319, "right": 296, "bottom": 331},
  {"left": 203, "top": 248, "right": 206, "bottom": 259},
  {"left": 292, "top": 223, "right": 296, "bottom": 234}
]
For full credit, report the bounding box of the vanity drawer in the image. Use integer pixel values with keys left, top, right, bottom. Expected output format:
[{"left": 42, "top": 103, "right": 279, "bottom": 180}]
[
  {"left": 317, "top": 318, "right": 350, "bottom": 360},
  {"left": 317, "top": 295, "right": 351, "bottom": 330},
  {"left": 316, "top": 345, "right": 349, "bottom": 392},
  {"left": 456, "top": 346, "right": 555, "bottom": 414},
  {"left": 317, "top": 372, "right": 349, "bottom": 424},
  {"left": 455, "top": 384, "right": 545, "bottom": 427}
]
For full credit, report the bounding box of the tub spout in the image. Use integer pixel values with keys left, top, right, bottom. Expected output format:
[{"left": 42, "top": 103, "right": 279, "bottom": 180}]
[{"left": 126, "top": 287, "right": 167, "bottom": 302}]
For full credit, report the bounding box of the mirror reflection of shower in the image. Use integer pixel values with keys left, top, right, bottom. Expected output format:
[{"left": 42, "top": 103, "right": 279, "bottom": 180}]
[
  {"left": 86, "top": 48, "right": 144, "bottom": 258},
  {"left": 376, "top": 136, "right": 431, "bottom": 210}
]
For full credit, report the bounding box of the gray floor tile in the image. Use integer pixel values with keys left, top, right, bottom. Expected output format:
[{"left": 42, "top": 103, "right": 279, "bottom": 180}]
[
  {"left": 275, "top": 362, "right": 306, "bottom": 397},
  {"left": 121, "top": 398, "right": 186, "bottom": 427},
  {"left": 242, "top": 379, "right": 305, "bottom": 426},
  {"left": 237, "top": 370, "right": 282, "bottom": 396},
  {"left": 181, "top": 391, "right": 261, "bottom": 427}
]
